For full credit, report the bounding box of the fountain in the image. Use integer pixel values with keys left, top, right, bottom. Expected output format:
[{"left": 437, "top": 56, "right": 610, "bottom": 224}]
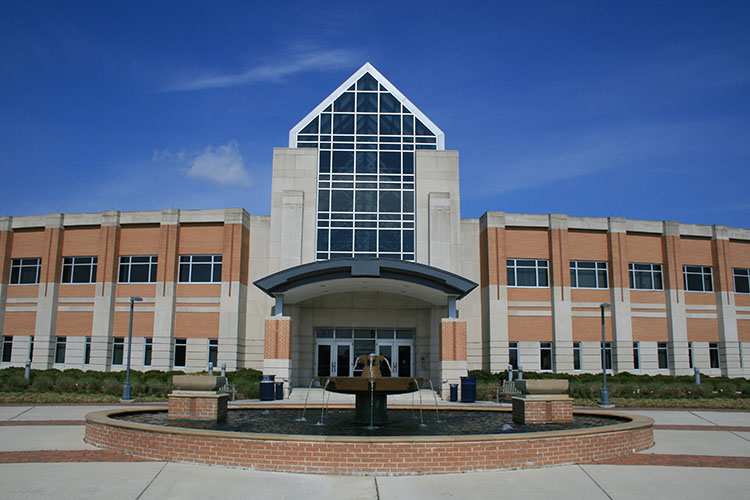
[
  {"left": 316, "top": 353, "right": 427, "bottom": 425},
  {"left": 83, "top": 373, "right": 655, "bottom": 475}
]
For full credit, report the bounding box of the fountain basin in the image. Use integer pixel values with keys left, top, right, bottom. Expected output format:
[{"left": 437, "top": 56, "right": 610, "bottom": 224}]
[{"left": 84, "top": 406, "right": 654, "bottom": 475}]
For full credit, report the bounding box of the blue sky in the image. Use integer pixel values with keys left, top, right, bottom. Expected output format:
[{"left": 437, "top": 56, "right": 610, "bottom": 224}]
[{"left": 1, "top": 1, "right": 748, "bottom": 228}]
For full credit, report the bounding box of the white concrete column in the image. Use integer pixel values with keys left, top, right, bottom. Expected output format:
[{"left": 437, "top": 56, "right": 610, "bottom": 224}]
[
  {"left": 90, "top": 211, "right": 120, "bottom": 370},
  {"left": 0, "top": 217, "right": 11, "bottom": 342},
  {"left": 663, "top": 221, "right": 690, "bottom": 375},
  {"left": 712, "top": 225, "right": 743, "bottom": 376},
  {"left": 32, "top": 214, "right": 64, "bottom": 369},
  {"left": 608, "top": 217, "right": 634, "bottom": 372},
  {"left": 549, "top": 214, "right": 573, "bottom": 372},
  {"left": 152, "top": 209, "right": 179, "bottom": 370}
]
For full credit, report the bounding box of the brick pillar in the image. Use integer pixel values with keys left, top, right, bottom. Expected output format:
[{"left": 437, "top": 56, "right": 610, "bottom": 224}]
[
  {"left": 440, "top": 318, "right": 468, "bottom": 398},
  {"left": 512, "top": 395, "right": 573, "bottom": 424},
  {"left": 263, "top": 316, "right": 292, "bottom": 392}
]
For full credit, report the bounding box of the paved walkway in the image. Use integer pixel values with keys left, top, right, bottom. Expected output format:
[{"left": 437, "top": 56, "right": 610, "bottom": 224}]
[{"left": 1, "top": 403, "right": 749, "bottom": 499}]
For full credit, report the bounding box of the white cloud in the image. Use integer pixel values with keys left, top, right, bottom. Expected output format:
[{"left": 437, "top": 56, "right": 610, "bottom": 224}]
[
  {"left": 185, "top": 140, "right": 252, "bottom": 187},
  {"left": 162, "top": 48, "right": 362, "bottom": 92}
]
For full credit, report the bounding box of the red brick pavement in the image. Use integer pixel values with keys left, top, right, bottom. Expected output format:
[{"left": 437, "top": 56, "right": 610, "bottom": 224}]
[
  {"left": 592, "top": 453, "right": 750, "bottom": 469},
  {"left": 0, "top": 450, "right": 153, "bottom": 463}
]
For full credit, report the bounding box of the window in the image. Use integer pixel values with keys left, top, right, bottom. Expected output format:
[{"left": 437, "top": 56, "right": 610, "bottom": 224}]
[
  {"left": 734, "top": 268, "right": 750, "bottom": 294},
  {"left": 658, "top": 342, "right": 669, "bottom": 369},
  {"left": 208, "top": 338, "right": 218, "bottom": 368},
  {"left": 509, "top": 342, "right": 519, "bottom": 370},
  {"left": 179, "top": 255, "right": 222, "bottom": 283},
  {"left": 174, "top": 338, "right": 187, "bottom": 367},
  {"left": 740, "top": 342, "right": 744, "bottom": 369},
  {"left": 633, "top": 342, "right": 640, "bottom": 370},
  {"left": 84, "top": 337, "right": 91, "bottom": 365},
  {"left": 10, "top": 258, "right": 41, "bottom": 285},
  {"left": 1, "top": 336, "right": 12, "bottom": 363},
  {"left": 601, "top": 341, "right": 612, "bottom": 370},
  {"left": 61, "top": 256, "right": 97, "bottom": 284},
  {"left": 709, "top": 342, "right": 720, "bottom": 369},
  {"left": 144, "top": 338, "right": 152, "bottom": 367},
  {"left": 308, "top": 72, "right": 429, "bottom": 261},
  {"left": 28, "top": 337, "right": 34, "bottom": 361},
  {"left": 112, "top": 337, "right": 124, "bottom": 365},
  {"left": 507, "top": 259, "right": 549, "bottom": 287},
  {"left": 570, "top": 261, "right": 608, "bottom": 288},
  {"left": 573, "top": 342, "right": 581, "bottom": 370},
  {"left": 54, "top": 337, "right": 66, "bottom": 364},
  {"left": 629, "top": 263, "right": 663, "bottom": 290},
  {"left": 688, "top": 342, "right": 694, "bottom": 369},
  {"left": 119, "top": 255, "right": 158, "bottom": 283},
  {"left": 540, "top": 342, "right": 552, "bottom": 370},
  {"left": 683, "top": 265, "right": 712, "bottom": 292}
]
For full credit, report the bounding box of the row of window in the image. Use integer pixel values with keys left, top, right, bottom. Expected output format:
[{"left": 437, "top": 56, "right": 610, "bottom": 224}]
[
  {"left": 507, "top": 258, "right": 750, "bottom": 293},
  {"left": 507, "top": 341, "right": 726, "bottom": 371},
  {"left": 0, "top": 335, "right": 219, "bottom": 368},
  {"left": 9, "top": 255, "right": 223, "bottom": 285}
]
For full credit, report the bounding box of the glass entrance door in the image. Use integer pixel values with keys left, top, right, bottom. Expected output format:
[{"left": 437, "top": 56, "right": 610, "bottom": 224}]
[{"left": 316, "top": 341, "right": 352, "bottom": 377}]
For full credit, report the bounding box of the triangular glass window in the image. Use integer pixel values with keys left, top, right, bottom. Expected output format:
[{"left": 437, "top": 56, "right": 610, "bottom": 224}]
[
  {"left": 300, "top": 117, "right": 318, "bottom": 134},
  {"left": 357, "top": 73, "right": 378, "bottom": 91},
  {"left": 415, "top": 118, "right": 434, "bottom": 136}
]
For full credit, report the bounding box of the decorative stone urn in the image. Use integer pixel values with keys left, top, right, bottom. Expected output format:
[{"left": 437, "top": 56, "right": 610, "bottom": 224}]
[
  {"left": 511, "top": 379, "right": 573, "bottom": 424},
  {"left": 168, "top": 375, "right": 229, "bottom": 422}
]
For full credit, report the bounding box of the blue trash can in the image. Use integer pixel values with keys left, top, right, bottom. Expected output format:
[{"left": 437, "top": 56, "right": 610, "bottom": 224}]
[
  {"left": 461, "top": 376, "right": 476, "bottom": 403},
  {"left": 449, "top": 383, "right": 458, "bottom": 402},
  {"left": 260, "top": 374, "right": 275, "bottom": 401},
  {"left": 275, "top": 381, "right": 284, "bottom": 400}
]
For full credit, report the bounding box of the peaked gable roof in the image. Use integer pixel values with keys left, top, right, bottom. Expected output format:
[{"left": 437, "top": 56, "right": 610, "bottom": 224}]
[{"left": 288, "top": 62, "right": 445, "bottom": 149}]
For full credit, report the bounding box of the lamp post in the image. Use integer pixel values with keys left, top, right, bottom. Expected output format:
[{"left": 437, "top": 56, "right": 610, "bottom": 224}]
[
  {"left": 600, "top": 302, "right": 612, "bottom": 407},
  {"left": 122, "top": 296, "right": 143, "bottom": 402}
]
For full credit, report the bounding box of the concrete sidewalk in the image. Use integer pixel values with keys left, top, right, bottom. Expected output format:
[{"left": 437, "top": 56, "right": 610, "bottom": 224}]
[{"left": 1, "top": 404, "right": 749, "bottom": 500}]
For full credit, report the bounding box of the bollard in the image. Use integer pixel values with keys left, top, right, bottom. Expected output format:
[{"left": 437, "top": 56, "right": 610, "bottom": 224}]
[
  {"left": 694, "top": 366, "right": 701, "bottom": 385},
  {"left": 221, "top": 362, "right": 227, "bottom": 378},
  {"left": 507, "top": 364, "right": 513, "bottom": 382},
  {"left": 517, "top": 365, "right": 523, "bottom": 380},
  {"left": 24, "top": 359, "right": 31, "bottom": 380}
]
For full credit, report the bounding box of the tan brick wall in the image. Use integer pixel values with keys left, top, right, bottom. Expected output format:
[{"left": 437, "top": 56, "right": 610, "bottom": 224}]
[
  {"left": 9, "top": 229, "right": 45, "bottom": 258},
  {"left": 59, "top": 285, "right": 95, "bottom": 298},
  {"left": 2, "top": 311, "right": 36, "bottom": 334},
  {"left": 119, "top": 225, "right": 161, "bottom": 254},
  {"left": 115, "top": 283, "right": 156, "bottom": 299},
  {"left": 264, "top": 318, "right": 292, "bottom": 359},
  {"left": 572, "top": 316, "right": 613, "bottom": 342},
  {"left": 174, "top": 312, "right": 220, "bottom": 338},
  {"left": 178, "top": 223, "right": 224, "bottom": 254},
  {"left": 738, "top": 320, "right": 750, "bottom": 342},
  {"left": 680, "top": 236, "right": 713, "bottom": 265},
  {"left": 631, "top": 317, "right": 669, "bottom": 341},
  {"left": 567, "top": 230, "right": 609, "bottom": 261},
  {"left": 113, "top": 310, "right": 155, "bottom": 337},
  {"left": 61, "top": 227, "right": 100, "bottom": 256},
  {"left": 55, "top": 311, "right": 93, "bottom": 336},
  {"left": 176, "top": 284, "right": 221, "bottom": 297},
  {"left": 505, "top": 228, "right": 549, "bottom": 258},
  {"left": 440, "top": 320, "right": 467, "bottom": 361},
  {"left": 626, "top": 233, "right": 664, "bottom": 262},
  {"left": 687, "top": 318, "right": 720, "bottom": 342},
  {"left": 6, "top": 286, "right": 39, "bottom": 299},
  {"left": 508, "top": 316, "right": 552, "bottom": 341}
]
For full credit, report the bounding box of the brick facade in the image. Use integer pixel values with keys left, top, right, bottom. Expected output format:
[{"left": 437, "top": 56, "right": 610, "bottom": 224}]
[
  {"left": 512, "top": 395, "right": 573, "bottom": 424},
  {"left": 167, "top": 392, "right": 229, "bottom": 421}
]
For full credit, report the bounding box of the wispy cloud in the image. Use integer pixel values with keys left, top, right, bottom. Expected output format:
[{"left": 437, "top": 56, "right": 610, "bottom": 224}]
[
  {"left": 186, "top": 140, "right": 251, "bottom": 187},
  {"left": 473, "top": 120, "right": 722, "bottom": 196},
  {"left": 162, "top": 48, "right": 362, "bottom": 92}
]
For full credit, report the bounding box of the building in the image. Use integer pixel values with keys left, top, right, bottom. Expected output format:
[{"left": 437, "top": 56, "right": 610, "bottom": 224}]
[{"left": 1, "top": 63, "right": 749, "bottom": 391}]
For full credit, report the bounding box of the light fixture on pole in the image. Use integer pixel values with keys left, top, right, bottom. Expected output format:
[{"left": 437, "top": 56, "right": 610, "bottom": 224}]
[
  {"left": 122, "top": 296, "right": 143, "bottom": 402},
  {"left": 600, "top": 302, "right": 612, "bottom": 407}
]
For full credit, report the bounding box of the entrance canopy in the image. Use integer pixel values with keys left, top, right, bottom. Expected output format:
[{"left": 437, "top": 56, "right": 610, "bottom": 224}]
[{"left": 254, "top": 258, "right": 477, "bottom": 307}]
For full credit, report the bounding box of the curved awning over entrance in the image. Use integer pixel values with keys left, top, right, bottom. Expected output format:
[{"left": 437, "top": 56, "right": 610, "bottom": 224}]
[{"left": 254, "top": 258, "right": 477, "bottom": 307}]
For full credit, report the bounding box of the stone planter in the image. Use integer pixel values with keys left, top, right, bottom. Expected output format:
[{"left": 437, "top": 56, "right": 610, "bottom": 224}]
[
  {"left": 172, "top": 375, "right": 227, "bottom": 391},
  {"left": 514, "top": 379, "right": 568, "bottom": 395}
]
